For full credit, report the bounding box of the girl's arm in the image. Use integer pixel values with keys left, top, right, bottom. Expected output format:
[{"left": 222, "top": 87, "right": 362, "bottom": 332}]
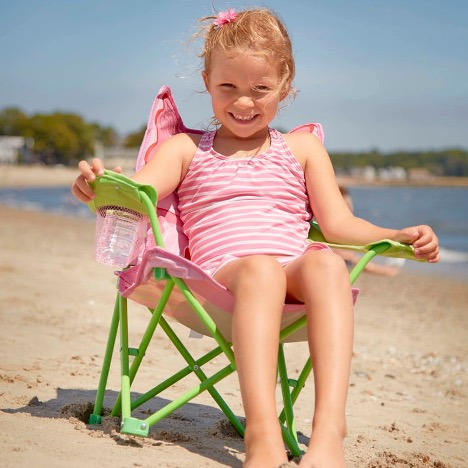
[
  {"left": 131, "top": 133, "right": 199, "bottom": 198},
  {"left": 287, "top": 132, "right": 439, "bottom": 263},
  {"left": 71, "top": 132, "right": 200, "bottom": 204}
]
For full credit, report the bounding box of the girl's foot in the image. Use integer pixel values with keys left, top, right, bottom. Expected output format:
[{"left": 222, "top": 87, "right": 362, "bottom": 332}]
[
  {"left": 242, "top": 424, "right": 288, "bottom": 468},
  {"left": 298, "top": 427, "right": 346, "bottom": 468}
]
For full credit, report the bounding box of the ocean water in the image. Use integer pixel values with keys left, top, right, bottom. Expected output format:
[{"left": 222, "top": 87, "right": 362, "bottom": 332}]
[
  {"left": 0, "top": 186, "right": 92, "bottom": 219},
  {"left": 347, "top": 186, "right": 468, "bottom": 279},
  {"left": 1, "top": 185, "right": 467, "bottom": 279}
]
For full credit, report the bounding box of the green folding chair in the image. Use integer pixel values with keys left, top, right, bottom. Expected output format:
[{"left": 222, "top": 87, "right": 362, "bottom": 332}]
[
  {"left": 84, "top": 86, "right": 418, "bottom": 458},
  {"left": 85, "top": 168, "right": 417, "bottom": 457}
]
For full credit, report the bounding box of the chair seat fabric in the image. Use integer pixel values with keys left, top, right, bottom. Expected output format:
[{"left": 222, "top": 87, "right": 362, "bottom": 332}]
[{"left": 118, "top": 246, "right": 359, "bottom": 342}]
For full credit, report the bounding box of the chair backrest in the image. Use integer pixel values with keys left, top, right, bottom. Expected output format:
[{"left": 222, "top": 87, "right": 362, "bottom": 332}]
[{"left": 136, "top": 85, "right": 324, "bottom": 258}]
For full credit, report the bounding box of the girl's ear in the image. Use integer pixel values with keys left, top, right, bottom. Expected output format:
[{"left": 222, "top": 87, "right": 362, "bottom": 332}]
[
  {"left": 279, "top": 83, "right": 290, "bottom": 102},
  {"left": 202, "top": 71, "right": 210, "bottom": 92}
]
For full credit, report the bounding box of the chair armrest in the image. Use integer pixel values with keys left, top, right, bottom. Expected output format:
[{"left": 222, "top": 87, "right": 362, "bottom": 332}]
[
  {"left": 87, "top": 170, "right": 165, "bottom": 249},
  {"left": 308, "top": 221, "right": 418, "bottom": 261},
  {"left": 87, "top": 170, "right": 157, "bottom": 214}
]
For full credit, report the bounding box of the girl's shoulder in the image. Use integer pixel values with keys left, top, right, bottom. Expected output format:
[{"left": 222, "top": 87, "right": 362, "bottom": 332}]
[
  {"left": 160, "top": 131, "right": 204, "bottom": 158},
  {"left": 163, "top": 131, "right": 206, "bottom": 175},
  {"left": 150, "top": 131, "right": 205, "bottom": 173},
  {"left": 282, "top": 130, "right": 326, "bottom": 166},
  {"left": 282, "top": 129, "right": 323, "bottom": 147},
  {"left": 165, "top": 131, "right": 205, "bottom": 148}
]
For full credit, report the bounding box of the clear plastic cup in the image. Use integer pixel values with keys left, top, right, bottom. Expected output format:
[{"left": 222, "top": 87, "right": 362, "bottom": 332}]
[{"left": 94, "top": 206, "right": 146, "bottom": 267}]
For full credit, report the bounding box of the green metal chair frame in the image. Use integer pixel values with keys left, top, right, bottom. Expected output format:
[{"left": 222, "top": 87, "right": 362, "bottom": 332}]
[{"left": 86, "top": 170, "right": 416, "bottom": 457}]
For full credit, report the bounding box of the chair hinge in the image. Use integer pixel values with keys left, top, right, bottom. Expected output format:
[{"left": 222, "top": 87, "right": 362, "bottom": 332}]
[{"left": 288, "top": 379, "right": 299, "bottom": 388}]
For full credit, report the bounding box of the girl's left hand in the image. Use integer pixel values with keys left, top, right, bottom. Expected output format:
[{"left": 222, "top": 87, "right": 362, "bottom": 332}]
[{"left": 392, "top": 225, "right": 440, "bottom": 263}]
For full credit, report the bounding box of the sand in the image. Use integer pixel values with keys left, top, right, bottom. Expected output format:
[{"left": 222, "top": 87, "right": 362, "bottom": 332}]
[
  {"left": 0, "top": 165, "right": 80, "bottom": 188},
  {"left": 0, "top": 167, "right": 467, "bottom": 467}
]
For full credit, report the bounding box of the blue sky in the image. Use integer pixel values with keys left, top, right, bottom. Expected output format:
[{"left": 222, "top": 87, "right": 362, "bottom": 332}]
[{"left": 1, "top": 0, "right": 467, "bottom": 151}]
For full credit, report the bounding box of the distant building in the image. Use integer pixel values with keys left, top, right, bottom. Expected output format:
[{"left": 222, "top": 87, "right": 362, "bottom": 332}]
[
  {"left": 347, "top": 165, "right": 408, "bottom": 182},
  {"left": 377, "top": 166, "right": 407, "bottom": 181},
  {"left": 96, "top": 144, "right": 138, "bottom": 173},
  {"left": 408, "top": 168, "right": 434, "bottom": 182},
  {"left": 0, "top": 136, "right": 33, "bottom": 164},
  {"left": 349, "top": 166, "right": 377, "bottom": 181}
]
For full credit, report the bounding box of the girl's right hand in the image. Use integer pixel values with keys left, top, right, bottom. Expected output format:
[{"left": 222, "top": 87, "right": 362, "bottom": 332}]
[
  {"left": 393, "top": 225, "right": 440, "bottom": 263},
  {"left": 71, "top": 158, "right": 121, "bottom": 203}
]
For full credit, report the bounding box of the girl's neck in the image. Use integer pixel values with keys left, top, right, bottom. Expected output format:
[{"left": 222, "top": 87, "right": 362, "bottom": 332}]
[{"left": 213, "top": 126, "right": 271, "bottom": 158}]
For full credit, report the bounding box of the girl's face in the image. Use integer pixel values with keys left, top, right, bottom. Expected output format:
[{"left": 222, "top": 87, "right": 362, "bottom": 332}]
[{"left": 203, "top": 49, "right": 283, "bottom": 139}]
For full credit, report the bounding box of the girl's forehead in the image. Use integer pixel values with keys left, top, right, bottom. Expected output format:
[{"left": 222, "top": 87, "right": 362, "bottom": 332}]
[
  {"left": 211, "top": 48, "right": 272, "bottom": 63},
  {"left": 210, "top": 49, "right": 279, "bottom": 76}
]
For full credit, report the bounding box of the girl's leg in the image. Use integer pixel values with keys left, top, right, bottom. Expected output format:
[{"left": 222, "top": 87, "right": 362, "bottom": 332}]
[
  {"left": 284, "top": 250, "right": 354, "bottom": 468},
  {"left": 214, "top": 255, "right": 289, "bottom": 467}
]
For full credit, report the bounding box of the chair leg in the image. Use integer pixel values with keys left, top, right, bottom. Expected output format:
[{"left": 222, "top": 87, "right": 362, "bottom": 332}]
[
  {"left": 118, "top": 293, "right": 133, "bottom": 421},
  {"left": 117, "top": 292, "right": 156, "bottom": 437},
  {"left": 111, "top": 280, "right": 175, "bottom": 416},
  {"left": 278, "top": 357, "right": 313, "bottom": 425},
  {"left": 105, "top": 280, "right": 243, "bottom": 438},
  {"left": 159, "top": 316, "right": 245, "bottom": 437},
  {"left": 89, "top": 276, "right": 265, "bottom": 440},
  {"left": 172, "top": 277, "right": 236, "bottom": 366},
  {"left": 278, "top": 344, "right": 297, "bottom": 438},
  {"left": 277, "top": 345, "right": 313, "bottom": 458},
  {"left": 88, "top": 294, "right": 121, "bottom": 424},
  {"left": 118, "top": 282, "right": 177, "bottom": 437},
  {"left": 278, "top": 344, "right": 302, "bottom": 457},
  {"left": 117, "top": 315, "right": 240, "bottom": 437}
]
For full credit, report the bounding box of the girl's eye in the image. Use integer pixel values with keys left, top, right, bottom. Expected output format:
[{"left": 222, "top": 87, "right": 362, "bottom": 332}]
[
  {"left": 253, "top": 85, "right": 272, "bottom": 93},
  {"left": 220, "top": 83, "right": 234, "bottom": 89}
]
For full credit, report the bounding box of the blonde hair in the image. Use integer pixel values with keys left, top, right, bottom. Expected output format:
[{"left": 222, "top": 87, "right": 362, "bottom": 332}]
[{"left": 197, "top": 8, "right": 296, "bottom": 100}]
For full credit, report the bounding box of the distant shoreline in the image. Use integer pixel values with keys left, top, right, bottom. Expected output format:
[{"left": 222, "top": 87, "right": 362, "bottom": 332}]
[
  {"left": 1, "top": 164, "right": 468, "bottom": 188},
  {"left": 338, "top": 175, "right": 468, "bottom": 188}
]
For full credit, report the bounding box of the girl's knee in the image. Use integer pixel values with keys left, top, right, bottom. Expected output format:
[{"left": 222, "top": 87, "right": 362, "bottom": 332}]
[
  {"left": 317, "top": 250, "right": 348, "bottom": 271},
  {"left": 233, "top": 255, "right": 286, "bottom": 290},
  {"left": 240, "top": 255, "right": 285, "bottom": 277},
  {"left": 286, "top": 251, "right": 351, "bottom": 303},
  {"left": 299, "top": 250, "right": 349, "bottom": 281}
]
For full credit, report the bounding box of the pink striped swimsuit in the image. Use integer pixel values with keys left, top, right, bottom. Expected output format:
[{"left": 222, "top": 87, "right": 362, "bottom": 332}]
[{"left": 177, "top": 128, "right": 326, "bottom": 276}]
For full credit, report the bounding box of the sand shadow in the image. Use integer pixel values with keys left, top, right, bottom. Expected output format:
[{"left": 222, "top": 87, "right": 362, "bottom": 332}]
[{"left": 1, "top": 387, "right": 246, "bottom": 467}]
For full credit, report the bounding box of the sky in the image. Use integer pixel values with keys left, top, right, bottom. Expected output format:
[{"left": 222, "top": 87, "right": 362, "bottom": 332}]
[{"left": 1, "top": 0, "right": 467, "bottom": 152}]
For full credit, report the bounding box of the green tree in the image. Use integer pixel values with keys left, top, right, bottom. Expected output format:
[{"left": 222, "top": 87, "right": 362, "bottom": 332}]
[
  {"left": 26, "top": 114, "right": 77, "bottom": 164},
  {"left": 91, "top": 123, "right": 119, "bottom": 147},
  {"left": 0, "top": 107, "right": 29, "bottom": 135},
  {"left": 22, "top": 113, "right": 95, "bottom": 164},
  {"left": 0, "top": 106, "right": 123, "bottom": 165},
  {"left": 57, "top": 113, "right": 95, "bottom": 162},
  {"left": 123, "top": 125, "right": 146, "bottom": 148}
]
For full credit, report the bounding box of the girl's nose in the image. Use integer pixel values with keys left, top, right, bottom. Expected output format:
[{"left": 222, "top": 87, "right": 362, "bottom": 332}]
[{"left": 236, "top": 95, "right": 254, "bottom": 109}]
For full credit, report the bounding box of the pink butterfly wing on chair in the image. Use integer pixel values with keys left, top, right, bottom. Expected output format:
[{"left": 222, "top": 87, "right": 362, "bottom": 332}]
[
  {"left": 135, "top": 86, "right": 203, "bottom": 257},
  {"left": 135, "top": 86, "right": 204, "bottom": 172}
]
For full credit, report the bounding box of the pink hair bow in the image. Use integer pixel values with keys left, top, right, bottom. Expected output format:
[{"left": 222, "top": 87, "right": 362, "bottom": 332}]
[{"left": 213, "top": 9, "right": 237, "bottom": 28}]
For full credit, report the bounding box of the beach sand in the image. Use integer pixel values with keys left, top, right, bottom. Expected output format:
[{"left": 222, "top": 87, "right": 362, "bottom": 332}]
[
  {"left": 0, "top": 168, "right": 467, "bottom": 467},
  {"left": 0, "top": 165, "right": 79, "bottom": 188}
]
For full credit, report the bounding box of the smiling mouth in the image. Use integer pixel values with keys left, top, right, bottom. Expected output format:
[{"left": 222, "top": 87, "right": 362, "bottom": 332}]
[{"left": 230, "top": 113, "right": 257, "bottom": 122}]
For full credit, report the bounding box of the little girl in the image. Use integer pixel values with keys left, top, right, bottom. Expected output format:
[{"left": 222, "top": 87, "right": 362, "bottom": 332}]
[{"left": 72, "top": 8, "right": 439, "bottom": 468}]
